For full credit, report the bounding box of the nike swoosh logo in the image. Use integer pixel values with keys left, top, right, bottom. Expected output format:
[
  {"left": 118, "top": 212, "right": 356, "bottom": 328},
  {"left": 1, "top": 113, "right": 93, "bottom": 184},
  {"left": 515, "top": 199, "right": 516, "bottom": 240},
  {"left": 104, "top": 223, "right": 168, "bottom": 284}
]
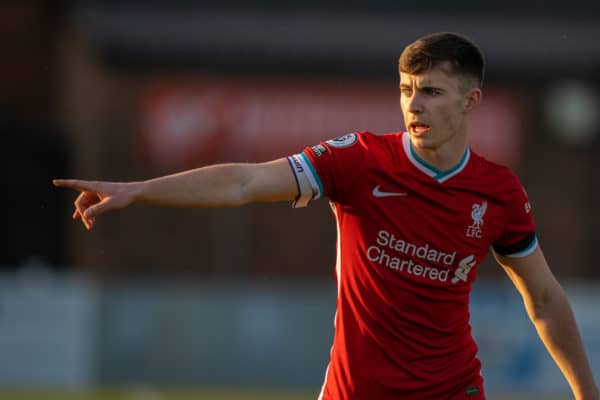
[{"left": 372, "top": 185, "right": 408, "bottom": 198}]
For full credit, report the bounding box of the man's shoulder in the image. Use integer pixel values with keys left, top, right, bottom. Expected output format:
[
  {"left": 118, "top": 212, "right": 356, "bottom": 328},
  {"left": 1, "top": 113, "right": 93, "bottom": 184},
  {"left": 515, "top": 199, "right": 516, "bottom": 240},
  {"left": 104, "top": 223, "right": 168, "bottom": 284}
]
[
  {"left": 470, "top": 148, "right": 512, "bottom": 172},
  {"left": 321, "top": 131, "right": 404, "bottom": 159},
  {"left": 354, "top": 130, "right": 405, "bottom": 155},
  {"left": 468, "top": 149, "right": 524, "bottom": 190},
  {"left": 356, "top": 130, "right": 404, "bottom": 141}
]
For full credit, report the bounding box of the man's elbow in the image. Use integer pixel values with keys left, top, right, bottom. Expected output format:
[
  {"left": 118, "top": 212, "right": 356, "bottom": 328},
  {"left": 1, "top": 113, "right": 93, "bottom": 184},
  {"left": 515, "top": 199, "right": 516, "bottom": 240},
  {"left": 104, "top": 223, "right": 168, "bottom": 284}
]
[
  {"left": 526, "top": 284, "right": 569, "bottom": 322},
  {"left": 222, "top": 166, "right": 254, "bottom": 207}
]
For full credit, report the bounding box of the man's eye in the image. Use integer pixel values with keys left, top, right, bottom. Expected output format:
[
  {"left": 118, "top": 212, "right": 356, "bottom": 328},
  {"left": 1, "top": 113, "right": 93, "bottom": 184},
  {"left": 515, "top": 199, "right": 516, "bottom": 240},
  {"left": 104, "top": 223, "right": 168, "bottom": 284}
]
[
  {"left": 425, "top": 88, "right": 441, "bottom": 96},
  {"left": 400, "top": 88, "right": 412, "bottom": 95}
]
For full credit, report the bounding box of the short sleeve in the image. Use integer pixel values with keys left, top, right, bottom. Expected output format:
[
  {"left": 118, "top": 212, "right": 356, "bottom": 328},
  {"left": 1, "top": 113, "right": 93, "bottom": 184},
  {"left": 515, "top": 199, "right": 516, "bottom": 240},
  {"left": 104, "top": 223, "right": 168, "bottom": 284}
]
[
  {"left": 492, "top": 174, "right": 538, "bottom": 257},
  {"left": 286, "top": 132, "right": 368, "bottom": 207}
]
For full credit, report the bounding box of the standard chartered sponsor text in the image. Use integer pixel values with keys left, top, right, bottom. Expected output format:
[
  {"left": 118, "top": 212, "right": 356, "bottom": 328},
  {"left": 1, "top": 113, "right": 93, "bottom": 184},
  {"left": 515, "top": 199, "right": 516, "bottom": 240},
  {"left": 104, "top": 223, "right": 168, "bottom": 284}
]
[{"left": 367, "top": 230, "right": 454, "bottom": 282}]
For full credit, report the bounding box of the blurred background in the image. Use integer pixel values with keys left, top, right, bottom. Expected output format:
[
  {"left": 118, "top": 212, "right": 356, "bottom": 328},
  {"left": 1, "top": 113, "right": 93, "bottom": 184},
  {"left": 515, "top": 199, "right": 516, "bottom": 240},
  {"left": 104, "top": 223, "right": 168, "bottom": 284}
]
[{"left": 2, "top": 0, "right": 599, "bottom": 399}]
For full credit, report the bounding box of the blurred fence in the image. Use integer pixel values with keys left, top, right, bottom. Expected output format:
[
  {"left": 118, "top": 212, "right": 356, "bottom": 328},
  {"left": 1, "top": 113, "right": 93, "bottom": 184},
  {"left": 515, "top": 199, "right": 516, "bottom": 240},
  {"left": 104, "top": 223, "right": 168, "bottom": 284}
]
[{"left": 0, "top": 269, "right": 598, "bottom": 398}]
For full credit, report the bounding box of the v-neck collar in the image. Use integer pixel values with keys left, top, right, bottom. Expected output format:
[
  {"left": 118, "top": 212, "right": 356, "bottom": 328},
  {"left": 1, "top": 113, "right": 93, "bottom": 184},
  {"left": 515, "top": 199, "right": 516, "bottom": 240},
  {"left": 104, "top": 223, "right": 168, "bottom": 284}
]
[{"left": 402, "top": 131, "right": 470, "bottom": 183}]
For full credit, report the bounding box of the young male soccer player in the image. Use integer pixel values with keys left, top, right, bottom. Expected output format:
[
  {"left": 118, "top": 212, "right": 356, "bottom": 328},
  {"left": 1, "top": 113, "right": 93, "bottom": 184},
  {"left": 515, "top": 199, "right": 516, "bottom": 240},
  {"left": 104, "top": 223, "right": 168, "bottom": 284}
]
[{"left": 54, "top": 32, "right": 598, "bottom": 399}]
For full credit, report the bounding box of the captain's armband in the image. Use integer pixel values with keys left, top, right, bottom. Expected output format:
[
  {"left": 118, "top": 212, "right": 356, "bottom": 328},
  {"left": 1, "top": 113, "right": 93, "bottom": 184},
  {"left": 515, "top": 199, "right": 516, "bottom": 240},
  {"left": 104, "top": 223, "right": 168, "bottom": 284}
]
[{"left": 287, "top": 153, "right": 324, "bottom": 208}]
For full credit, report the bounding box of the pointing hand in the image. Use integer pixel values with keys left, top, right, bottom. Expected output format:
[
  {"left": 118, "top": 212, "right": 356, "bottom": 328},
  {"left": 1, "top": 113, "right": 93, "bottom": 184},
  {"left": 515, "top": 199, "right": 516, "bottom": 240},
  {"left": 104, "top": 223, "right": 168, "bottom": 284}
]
[{"left": 53, "top": 179, "right": 137, "bottom": 230}]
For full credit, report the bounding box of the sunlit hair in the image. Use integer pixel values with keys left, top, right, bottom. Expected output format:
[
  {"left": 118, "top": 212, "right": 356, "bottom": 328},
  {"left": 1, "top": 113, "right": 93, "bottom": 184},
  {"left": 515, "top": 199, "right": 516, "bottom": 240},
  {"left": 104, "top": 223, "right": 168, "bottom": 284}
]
[{"left": 399, "top": 32, "right": 485, "bottom": 88}]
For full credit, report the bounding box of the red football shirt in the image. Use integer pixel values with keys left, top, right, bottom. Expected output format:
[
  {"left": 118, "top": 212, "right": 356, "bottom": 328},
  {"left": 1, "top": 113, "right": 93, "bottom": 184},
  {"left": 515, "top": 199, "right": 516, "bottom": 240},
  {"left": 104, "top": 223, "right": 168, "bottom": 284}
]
[{"left": 287, "top": 132, "right": 537, "bottom": 400}]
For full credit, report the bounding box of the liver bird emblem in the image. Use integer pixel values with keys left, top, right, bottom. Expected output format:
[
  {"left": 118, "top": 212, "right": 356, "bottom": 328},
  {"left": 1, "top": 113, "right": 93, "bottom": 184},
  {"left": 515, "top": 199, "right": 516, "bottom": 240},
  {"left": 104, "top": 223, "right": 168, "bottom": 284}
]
[{"left": 471, "top": 201, "right": 487, "bottom": 228}]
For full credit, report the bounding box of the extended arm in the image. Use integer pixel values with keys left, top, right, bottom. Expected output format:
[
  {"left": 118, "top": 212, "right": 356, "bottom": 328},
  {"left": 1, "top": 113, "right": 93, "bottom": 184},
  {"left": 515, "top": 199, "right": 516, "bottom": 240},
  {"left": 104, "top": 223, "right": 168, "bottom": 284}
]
[
  {"left": 53, "top": 158, "right": 298, "bottom": 230},
  {"left": 495, "top": 247, "right": 598, "bottom": 400}
]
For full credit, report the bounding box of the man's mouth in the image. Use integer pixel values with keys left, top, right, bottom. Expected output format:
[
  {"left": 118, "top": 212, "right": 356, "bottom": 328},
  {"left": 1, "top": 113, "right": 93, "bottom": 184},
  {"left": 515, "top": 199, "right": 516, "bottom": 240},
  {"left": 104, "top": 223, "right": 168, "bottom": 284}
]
[{"left": 409, "top": 122, "right": 431, "bottom": 136}]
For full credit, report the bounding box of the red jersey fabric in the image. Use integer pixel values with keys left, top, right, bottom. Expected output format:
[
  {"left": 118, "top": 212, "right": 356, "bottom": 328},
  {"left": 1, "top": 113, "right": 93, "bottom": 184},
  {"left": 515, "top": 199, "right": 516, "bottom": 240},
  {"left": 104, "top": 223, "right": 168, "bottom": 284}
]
[{"left": 287, "top": 131, "right": 537, "bottom": 400}]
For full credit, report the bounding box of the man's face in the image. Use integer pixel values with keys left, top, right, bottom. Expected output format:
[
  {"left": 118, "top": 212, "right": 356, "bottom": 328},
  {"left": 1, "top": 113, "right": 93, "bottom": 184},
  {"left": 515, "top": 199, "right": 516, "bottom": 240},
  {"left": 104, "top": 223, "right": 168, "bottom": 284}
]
[{"left": 399, "top": 63, "right": 479, "bottom": 152}]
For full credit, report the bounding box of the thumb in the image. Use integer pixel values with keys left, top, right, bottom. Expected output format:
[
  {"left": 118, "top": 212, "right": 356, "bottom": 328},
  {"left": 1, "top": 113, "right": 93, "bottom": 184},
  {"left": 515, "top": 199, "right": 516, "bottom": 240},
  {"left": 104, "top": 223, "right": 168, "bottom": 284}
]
[{"left": 83, "top": 196, "right": 115, "bottom": 219}]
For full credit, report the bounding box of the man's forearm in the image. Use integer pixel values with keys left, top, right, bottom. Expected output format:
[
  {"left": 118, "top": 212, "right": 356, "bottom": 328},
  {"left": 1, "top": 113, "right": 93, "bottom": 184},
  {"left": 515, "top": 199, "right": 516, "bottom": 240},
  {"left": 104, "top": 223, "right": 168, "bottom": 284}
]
[
  {"left": 136, "top": 163, "right": 251, "bottom": 208},
  {"left": 529, "top": 289, "right": 598, "bottom": 399}
]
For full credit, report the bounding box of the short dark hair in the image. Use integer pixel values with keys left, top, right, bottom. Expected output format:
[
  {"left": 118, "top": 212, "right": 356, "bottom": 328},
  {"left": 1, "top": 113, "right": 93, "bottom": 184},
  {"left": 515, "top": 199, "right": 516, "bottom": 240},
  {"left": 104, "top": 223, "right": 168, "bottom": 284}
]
[{"left": 399, "top": 32, "right": 485, "bottom": 88}]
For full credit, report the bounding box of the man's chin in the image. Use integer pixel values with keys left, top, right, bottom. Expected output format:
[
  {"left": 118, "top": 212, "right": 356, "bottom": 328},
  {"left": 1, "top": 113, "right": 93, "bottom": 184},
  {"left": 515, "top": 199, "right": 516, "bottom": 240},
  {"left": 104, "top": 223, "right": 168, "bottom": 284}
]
[{"left": 409, "top": 134, "right": 435, "bottom": 149}]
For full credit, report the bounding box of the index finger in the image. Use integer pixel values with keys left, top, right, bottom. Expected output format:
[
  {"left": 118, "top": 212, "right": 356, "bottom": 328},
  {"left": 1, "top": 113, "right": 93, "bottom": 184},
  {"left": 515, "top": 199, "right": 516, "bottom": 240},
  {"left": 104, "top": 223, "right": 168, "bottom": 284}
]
[{"left": 53, "top": 179, "right": 96, "bottom": 192}]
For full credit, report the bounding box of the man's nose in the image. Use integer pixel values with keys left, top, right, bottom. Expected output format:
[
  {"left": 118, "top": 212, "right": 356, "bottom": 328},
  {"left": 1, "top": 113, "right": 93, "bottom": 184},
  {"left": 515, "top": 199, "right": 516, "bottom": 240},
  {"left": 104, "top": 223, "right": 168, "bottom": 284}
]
[{"left": 407, "top": 93, "right": 424, "bottom": 113}]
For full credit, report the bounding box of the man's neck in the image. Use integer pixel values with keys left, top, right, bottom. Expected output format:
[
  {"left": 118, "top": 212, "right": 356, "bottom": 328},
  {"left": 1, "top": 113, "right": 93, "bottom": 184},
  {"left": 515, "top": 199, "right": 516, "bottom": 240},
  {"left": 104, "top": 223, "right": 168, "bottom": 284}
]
[{"left": 410, "top": 136, "right": 469, "bottom": 172}]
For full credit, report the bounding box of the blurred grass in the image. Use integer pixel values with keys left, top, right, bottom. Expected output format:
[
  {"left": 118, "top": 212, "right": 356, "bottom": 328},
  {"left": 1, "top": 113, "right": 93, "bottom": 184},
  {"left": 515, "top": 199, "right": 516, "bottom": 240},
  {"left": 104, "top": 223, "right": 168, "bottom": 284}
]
[{"left": 0, "top": 390, "right": 568, "bottom": 400}]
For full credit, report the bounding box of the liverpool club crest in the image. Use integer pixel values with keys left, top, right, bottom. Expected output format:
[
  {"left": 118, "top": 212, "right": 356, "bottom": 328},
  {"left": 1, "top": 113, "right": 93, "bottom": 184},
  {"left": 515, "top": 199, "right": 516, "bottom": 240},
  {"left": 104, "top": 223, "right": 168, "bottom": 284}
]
[{"left": 466, "top": 201, "right": 487, "bottom": 239}]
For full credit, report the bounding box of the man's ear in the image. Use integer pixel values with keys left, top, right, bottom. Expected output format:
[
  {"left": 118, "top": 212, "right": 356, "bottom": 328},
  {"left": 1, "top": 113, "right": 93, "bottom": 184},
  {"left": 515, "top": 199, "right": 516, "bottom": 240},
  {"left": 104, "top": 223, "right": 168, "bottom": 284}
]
[{"left": 465, "top": 87, "right": 482, "bottom": 111}]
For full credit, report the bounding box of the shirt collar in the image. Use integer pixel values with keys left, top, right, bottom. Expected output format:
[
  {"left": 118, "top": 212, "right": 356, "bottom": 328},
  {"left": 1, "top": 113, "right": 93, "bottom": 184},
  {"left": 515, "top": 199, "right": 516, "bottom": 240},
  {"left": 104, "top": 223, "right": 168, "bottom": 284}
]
[{"left": 402, "top": 132, "right": 470, "bottom": 183}]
